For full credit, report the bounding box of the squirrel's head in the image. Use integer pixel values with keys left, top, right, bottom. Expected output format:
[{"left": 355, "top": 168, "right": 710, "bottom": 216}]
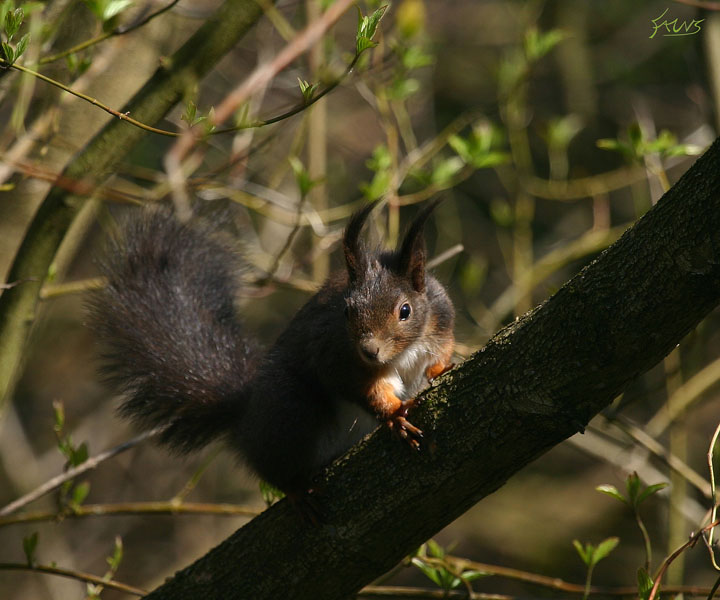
[{"left": 342, "top": 200, "right": 441, "bottom": 367}]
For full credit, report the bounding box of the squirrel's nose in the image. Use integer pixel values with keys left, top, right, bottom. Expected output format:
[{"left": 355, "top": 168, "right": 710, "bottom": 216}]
[{"left": 359, "top": 339, "right": 381, "bottom": 362}]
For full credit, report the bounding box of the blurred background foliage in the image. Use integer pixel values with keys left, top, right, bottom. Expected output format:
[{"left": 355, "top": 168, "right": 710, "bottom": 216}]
[{"left": 0, "top": 0, "right": 719, "bottom": 598}]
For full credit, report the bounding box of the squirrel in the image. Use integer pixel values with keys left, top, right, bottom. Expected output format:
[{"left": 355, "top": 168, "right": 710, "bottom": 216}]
[{"left": 89, "top": 200, "right": 455, "bottom": 500}]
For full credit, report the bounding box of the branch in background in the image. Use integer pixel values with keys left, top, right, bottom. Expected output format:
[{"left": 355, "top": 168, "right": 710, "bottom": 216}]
[
  {"left": 0, "top": 427, "right": 162, "bottom": 517},
  {"left": 0, "top": 501, "right": 259, "bottom": 527},
  {"left": 0, "top": 562, "right": 146, "bottom": 596},
  {"left": 37, "top": 0, "right": 183, "bottom": 66}
]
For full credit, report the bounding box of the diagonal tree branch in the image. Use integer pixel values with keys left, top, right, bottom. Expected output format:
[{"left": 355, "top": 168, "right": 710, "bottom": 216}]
[
  {"left": 141, "top": 138, "right": 720, "bottom": 599},
  {"left": 0, "top": 0, "right": 268, "bottom": 409}
]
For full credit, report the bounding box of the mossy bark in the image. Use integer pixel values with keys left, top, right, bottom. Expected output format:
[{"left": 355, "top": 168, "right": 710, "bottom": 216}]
[{"left": 143, "top": 139, "right": 720, "bottom": 599}]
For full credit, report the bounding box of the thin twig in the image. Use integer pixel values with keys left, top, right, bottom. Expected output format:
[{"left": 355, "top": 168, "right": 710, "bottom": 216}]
[
  {"left": 0, "top": 501, "right": 260, "bottom": 527},
  {"left": 608, "top": 415, "right": 711, "bottom": 498},
  {"left": 427, "top": 244, "right": 464, "bottom": 270},
  {"left": 707, "top": 574, "right": 720, "bottom": 600},
  {"left": 0, "top": 562, "right": 147, "bottom": 596},
  {"left": 648, "top": 519, "right": 720, "bottom": 600},
  {"left": 0, "top": 278, "right": 37, "bottom": 291},
  {"left": 2, "top": 27, "right": 361, "bottom": 139},
  {"left": 707, "top": 422, "right": 720, "bottom": 568},
  {"left": 646, "top": 356, "right": 720, "bottom": 436},
  {"left": 0, "top": 427, "right": 163, "bottom": 517},
  {"left": 439, "top": 555, "right": 715, "bottom": 597},
  {"left": 166, "top": 0, "right": 357, "bottom": 170},
  {"left": 38, "top": 0, "right": 182, "bottom": 65},
  {"left": 0, "top": 59, "right": 179, "bottom": 136},
  {"left": 358, "top": 587, "right": 512, "bottom": 599}
]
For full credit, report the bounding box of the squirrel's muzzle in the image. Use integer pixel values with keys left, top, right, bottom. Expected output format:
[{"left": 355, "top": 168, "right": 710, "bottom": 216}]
[{"left": 358, "top": 336, "right": 387, "bottom": 364}]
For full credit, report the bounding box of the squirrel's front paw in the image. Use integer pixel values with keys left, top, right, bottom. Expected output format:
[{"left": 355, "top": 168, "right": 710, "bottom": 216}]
[
  {"left": 426, "top": 361, "right": 455, "bottom": 383},
  {"left": 387, "top": 405, "right": 423, "bottom": 451}
]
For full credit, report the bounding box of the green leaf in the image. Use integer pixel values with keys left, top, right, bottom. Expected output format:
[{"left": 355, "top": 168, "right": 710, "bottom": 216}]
[
  {"left": 427, "top": 538, "right": 445, "bottom": 558},
  {"left": 0, "top": 1, "right": 13, "bottom": 35},
  {"left": 107, "top": 536, "right": 123, "bottom": 571},
  {"left": 592, "top": 537, "right": 619, "bottom": 564},
  {"left": 636, "top": 482, "right": 668, "bottom": 505},
  {"left": 82, "top": 0, "right": 104, "bottom": 20},
  {"left": 388, "top": 77, "right": 420, "bottom": 100},
  {"left": 626, "top": 472, "right": 642, "bottom": 506},
  {"left": 545, "top": 114, "right": 584, "bottom": 149},
  {"left": 471, "top": 151, "right": 510, "bottom": 168},
  {"left": 637, "top": 567, "right": 654, "bottom": 600},
  {"left": 596, "top": 137, "right": 633, "bottom": 161},
  {"left": 53, "top": 400, "right": 65, "bottom": 432},
  {"left": 400, "top": 45, "right": 433, "bottom": 69},
  {"left": 182, "top": 100, "right": 197, "bottom": 125},
  {"left": 572, "top": 539, "right": 591, "bottom": 566},
  {"left": 448, "top": 134, "right": 471, "bottom": 163},
  {"left": 460, "top": 569, "right": 490, "bottom": 582},
  {"left": 596, "top": 484, "right": 628, "bottom": 505},
  {"left": 524, "top": 27, "right": 566, "bottom": 61},
  {"left": 411, "top": 557, "right": 444, "bottom": 587},
  {"left": 102, "top": 0, "right": 133, "bottom": 21},
  {"left": 14, "top": 31, "right": 28, "bottom": 59},
  {"left": 431, "top": 156, "right": 464, "bottom": 185},
  {"left": 573, "top": 537, "right": 618, "bottom": 569},
  {"left": 1, "top": 41, "right": 14, "bottom": 63},
  {"left": 71, "top": 481, "right": 90, "bottom": 507},
  {"left": 360, "top": 169, "right": 390, "bottom": 201},
  {"left": 23, "top": 532, "right": 38, "bottom": 566},
  {"left": 4, "top": 6, "right": 23, "bottom": 40},
  {"left": 663, "top": 143, "right": 703, "bottom": 157},
  {"left": 71, "top": 441, "right": 89, "bottom": 466},
  {"left": 356, "top": 35, "right": 377, "bottom": 54},
  {"left": 411, "top": 553, "right": 458, "bottom": 591},
  {"left": 356, "top": 5, "right": 387, "bottom": 55},
  {"left": 289, "top": 155, "right": 319, "bottom": 197},
  {"left": 449, "top": 124, "right": 509, "bottom": 169},
  {"left": 367, "top": 144, "right": 391, "bottom": 171},
  {"left": 203, "top": 106, "right": 216, "bottom": 135},
  {"left": 259, "top": 480, "right": 284, "bottom": 505},
  {"left": 297, "top": 78, "right": 319, "bottom": 103}
]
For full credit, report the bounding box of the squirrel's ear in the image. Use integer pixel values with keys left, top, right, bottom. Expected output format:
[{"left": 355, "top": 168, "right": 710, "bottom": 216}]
[
  {"left": 397, "top": 199, "right": 443, "bottom": 292},
  {"left": 344, "top": 202, "right": 378, "bottom": 283}
]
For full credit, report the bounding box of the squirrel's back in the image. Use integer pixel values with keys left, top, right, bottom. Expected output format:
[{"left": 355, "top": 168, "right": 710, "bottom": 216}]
[{"left": 89, "top": 209, "right": 258, "bottom": 453}]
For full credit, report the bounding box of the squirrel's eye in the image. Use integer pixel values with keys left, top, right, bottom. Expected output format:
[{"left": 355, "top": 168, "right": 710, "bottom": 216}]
[{"left": 399, "top": 303, "right": 412, "bottom": 321}]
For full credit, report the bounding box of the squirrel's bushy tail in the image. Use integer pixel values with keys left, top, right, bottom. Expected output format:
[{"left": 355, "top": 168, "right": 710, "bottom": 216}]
[{"left": 89, "top": 208, "right": 259, "bottom": 453}]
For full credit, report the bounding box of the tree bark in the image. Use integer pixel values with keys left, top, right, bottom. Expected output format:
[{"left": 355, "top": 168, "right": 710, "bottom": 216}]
[
  {"left": 142, "top": 139, "right": 720, "bottom": 599},
  {"left": 0, "top": 0, "right": 266, "bottom": 409}
]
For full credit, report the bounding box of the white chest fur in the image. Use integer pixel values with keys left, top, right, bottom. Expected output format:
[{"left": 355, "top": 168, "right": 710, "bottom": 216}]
[{"left": 389, "top": 343, "right": 435, "bottom": 400}]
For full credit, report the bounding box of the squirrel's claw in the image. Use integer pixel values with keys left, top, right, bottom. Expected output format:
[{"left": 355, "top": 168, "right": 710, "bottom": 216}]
[{"left": 387, "top": 413, "right": 423, "bottom": 451}]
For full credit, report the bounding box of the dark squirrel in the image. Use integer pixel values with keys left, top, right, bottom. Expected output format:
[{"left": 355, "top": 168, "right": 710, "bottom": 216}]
[{"left": 90, "top": 201, "right": 455, "bottom": 498}]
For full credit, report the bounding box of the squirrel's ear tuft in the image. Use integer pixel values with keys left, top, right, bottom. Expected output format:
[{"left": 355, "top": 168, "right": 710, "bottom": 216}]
[
  {"left": 344, "top": 202, "right": 377, "bottom": 283},
  {"left": 397, "top": 199, "right": 443, "bottom": 292}
]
